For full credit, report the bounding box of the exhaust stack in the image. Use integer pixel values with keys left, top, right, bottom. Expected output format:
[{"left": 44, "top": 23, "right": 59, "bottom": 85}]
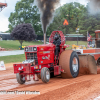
[{"left": 44, "top": 33, "right": 46, "bottom": 44}]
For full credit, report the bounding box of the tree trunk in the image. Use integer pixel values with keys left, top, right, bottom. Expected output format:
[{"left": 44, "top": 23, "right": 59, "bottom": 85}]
[{"left": 19, "top": 40, "right": 23, "bottom": 47}]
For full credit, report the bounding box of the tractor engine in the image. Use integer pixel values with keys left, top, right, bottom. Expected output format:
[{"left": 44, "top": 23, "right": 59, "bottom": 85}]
[
  {"left": 24, "top": 47, "right": 38, "bottom": 65},
  {"left": 24, "top": 43, "right": 55, "bottom": 66}
]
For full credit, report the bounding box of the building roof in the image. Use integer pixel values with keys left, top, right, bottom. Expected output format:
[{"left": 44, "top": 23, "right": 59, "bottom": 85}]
[
  {"left": 0, "top": 2, "right": 7, "bottom": 7},
  {"left": 66, "top": 34, "right": 85, "bottom": 37},
  {"left": 95, "top": 30, "right": 100, "bottom": 33},
  {"left": 0, "top": 33, "right": 10, "bottom": 35},
  {"left": 0, "top": 2, "right": 7, "bottom": 12}
]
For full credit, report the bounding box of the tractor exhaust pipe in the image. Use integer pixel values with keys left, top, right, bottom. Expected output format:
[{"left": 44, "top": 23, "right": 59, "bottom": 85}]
[{"left": 44, "top": 33, "right": 46, "bottom": 44}]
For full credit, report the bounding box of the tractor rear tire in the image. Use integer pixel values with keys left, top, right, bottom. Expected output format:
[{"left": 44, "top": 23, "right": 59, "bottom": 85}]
[
  {"left": 16, "top": 73, "right": 26, "bottom": 84},
  {"left": 59, "top": 50, "right": 79, "bottom": 78},
  {"left": 41, "top": 67, "right": 50, "bottom": 83}
]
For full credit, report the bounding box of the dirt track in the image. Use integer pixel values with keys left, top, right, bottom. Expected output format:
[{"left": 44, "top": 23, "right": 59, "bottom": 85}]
[{"left": 1, "top": 63, "right": 100, "bottom": 100}]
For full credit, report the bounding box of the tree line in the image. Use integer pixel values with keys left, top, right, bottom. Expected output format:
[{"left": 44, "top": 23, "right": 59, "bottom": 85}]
[{"left": 8, "top": 0, "right": 100, "bottom": 37}]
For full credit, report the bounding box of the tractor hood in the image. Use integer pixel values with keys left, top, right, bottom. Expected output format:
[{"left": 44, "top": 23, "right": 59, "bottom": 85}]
[{"left": 24, "top": 43, "right": 55, "bottom": 52}]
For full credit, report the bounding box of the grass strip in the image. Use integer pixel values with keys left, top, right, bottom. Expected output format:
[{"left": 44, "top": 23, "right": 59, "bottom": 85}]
[{"left": 0, "top": 54, "right": 25, "bottom": 64}]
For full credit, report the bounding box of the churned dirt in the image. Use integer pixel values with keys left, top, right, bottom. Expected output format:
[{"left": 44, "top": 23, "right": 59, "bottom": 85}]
[{"left": 1, "top": 63, "right": 100, "bottom": 100}]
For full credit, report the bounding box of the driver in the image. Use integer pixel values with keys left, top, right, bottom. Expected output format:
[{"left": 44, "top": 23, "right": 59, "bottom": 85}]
[{"left": 53, "top": 33, "right": 61, "bottom": 56}]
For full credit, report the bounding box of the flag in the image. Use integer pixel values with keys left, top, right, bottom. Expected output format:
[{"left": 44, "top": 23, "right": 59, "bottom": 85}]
[
  {"left": 87, "top": 42, "right": 90, "bottom": 48},
  {"left": 87, "top": 32, "right": 92, "bottom": 41}
]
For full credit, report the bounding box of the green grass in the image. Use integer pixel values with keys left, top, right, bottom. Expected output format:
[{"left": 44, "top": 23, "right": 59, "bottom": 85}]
[
  {"left": 0, "top": 41, "right": 88, "bottom": 64},
  {"left": 0, "top": 40, "right": 43, "bottom": 50},
  {"left": 0, "top": 54, "right": 25, "bottom": 64},
  {"left": 0, "top": 40, "right": 87, "bottom": 50}
]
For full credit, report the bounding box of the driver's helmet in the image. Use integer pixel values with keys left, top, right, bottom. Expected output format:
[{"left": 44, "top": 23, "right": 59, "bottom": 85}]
[{"left": 54, "top": 33, "right": 59, "bottom": 40}]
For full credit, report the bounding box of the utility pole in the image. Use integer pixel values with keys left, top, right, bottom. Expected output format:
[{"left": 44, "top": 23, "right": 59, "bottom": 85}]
[{"left": 76, "top": 28, "right": 79, "bottom": 45}]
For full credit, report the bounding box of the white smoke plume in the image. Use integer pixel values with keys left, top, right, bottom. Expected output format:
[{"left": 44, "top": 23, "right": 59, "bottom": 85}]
[{"left": 88, "top": 0, "right": 100, "bottom": 14}]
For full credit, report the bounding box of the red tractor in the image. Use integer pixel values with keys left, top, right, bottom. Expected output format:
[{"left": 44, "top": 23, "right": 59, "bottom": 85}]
[{"left": 13, "top": 31, "right": 80, "bottom": 84}]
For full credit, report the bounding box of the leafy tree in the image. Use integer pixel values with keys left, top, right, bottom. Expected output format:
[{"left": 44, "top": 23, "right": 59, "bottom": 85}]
[
  {"left": 8, "top": 0, "right": 42, "bottom": 35},
  {"left": 11, "top": 23, "right": 37, "bottom": 46},
  {"left": 79, "top": 3, "right": 100, "bottom": 37},
  {"left": 46, "top": 2, "right": 87, "bottom": 35},
  {"left": 47, "top": 2, "right": 100, "bottom": 37}
]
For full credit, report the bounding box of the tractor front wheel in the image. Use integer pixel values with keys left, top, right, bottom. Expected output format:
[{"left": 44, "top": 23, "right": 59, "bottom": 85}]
[
  {"left": 16, "top": 73, "right": 26, "bottom": 84},
  {"left": 41, "top": 67, "right": 50, "bottom": 83}
]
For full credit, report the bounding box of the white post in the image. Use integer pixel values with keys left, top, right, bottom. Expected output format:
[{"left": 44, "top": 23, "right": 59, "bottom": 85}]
[{"left": 87, "top": 31, "right": 88, "bottom": 41}]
